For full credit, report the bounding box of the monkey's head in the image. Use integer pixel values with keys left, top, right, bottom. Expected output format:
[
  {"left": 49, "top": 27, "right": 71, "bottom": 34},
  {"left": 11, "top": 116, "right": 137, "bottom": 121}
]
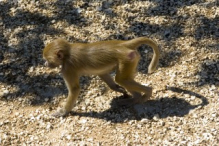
[{"left": 43, "top": 39, "right": 70, "bottom": 68}]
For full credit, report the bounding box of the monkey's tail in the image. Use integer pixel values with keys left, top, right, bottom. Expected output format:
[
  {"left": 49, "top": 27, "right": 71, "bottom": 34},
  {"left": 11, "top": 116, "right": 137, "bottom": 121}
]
[
  {"left": 143, "top": 38, "right": 160, "bottom": 74},
  {"left": 124, "top": 37, "right": 160, "bottom": 73}
]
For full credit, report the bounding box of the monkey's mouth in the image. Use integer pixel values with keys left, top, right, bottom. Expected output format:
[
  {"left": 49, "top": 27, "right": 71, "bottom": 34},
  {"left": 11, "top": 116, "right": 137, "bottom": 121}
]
[
  {"left": 48, "top": 64, "right": 57, "bottom": 68},
  {"left": 44, "top": 62, "right": 57, "bottom": 68}
]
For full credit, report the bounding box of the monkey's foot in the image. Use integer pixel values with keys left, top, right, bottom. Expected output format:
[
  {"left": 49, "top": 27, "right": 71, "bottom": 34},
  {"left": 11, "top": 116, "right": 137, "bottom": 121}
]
[
  {"left": 111, "top": 84, "right": 128, "bottom": 95},
  {"left": 52, "top": 108, "right": 70, "bottom": 117},
  {"left": 117, "top": 93, "right": 151, "bottom": 106}
]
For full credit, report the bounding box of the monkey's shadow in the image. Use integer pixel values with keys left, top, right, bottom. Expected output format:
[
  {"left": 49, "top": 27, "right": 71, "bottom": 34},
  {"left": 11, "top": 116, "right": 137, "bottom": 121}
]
[{"left": 71, "top": 87, "right": 208, "bottom": 123}]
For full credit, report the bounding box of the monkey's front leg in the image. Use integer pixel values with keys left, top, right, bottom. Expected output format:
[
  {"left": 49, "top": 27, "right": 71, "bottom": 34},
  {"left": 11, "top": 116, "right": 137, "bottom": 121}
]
[
  {"left": 52, "top": 90, "right": 79, "bottom": 117},
  {"left": 52, "top": 72, "right": 80, "bottom": 117},
  {"left": 52, "top": 108, "right": 69, "bottom": 117}
]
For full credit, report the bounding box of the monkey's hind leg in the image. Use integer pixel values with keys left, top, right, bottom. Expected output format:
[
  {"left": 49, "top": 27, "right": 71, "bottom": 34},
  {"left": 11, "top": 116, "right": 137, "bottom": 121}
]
[
  {"left": 115, "top": 59, "right": 152, "bottom": 106},
  {"left": 99, "top": 74, "right": 129, "bottom": 96}
]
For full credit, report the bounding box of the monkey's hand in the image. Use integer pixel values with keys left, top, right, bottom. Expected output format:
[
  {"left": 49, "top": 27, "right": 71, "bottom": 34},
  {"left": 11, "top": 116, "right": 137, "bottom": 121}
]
[{"left": 52, "top": 108, "right": 69, "bottom": 117}]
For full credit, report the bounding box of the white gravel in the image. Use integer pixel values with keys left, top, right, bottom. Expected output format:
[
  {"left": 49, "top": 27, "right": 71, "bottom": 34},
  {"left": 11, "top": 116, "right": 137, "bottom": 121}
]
[{"left": 0, "top": 0, "right": 218, "bottom": 145}]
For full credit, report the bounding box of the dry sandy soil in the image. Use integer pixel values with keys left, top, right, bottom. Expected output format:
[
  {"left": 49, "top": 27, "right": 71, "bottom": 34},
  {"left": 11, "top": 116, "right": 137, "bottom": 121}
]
[{"left": 0, "top": 0, "right": 218, "bottom": 145}]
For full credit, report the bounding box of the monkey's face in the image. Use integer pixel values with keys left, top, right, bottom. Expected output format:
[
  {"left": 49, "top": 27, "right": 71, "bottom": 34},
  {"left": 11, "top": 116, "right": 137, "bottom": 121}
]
[
  {"left": 43, "top": 55, "right": 62, "bottom": 68},
  {"left": 44, "top": 60, "right": 58, "bottom": 68},
  {"left": 43, "top": 43, "right": 64, "bottom": 68},
  {"left": 43, "top": 50, "right": 63, "bottom": 68}
]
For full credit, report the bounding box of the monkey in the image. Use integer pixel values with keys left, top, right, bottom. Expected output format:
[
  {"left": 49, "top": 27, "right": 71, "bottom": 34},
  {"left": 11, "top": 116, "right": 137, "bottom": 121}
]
[{"left": 43, "top": 37, "right": 160, "bottom": 117}]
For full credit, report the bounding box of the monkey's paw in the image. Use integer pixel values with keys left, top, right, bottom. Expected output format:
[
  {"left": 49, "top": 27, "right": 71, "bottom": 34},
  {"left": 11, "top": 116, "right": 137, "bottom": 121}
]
[
  {"left": 111, "top": 84, "right": 127, "bottom": 94},
  {"left": 52, "top": 108, "right": 69, "bottom": 117}
]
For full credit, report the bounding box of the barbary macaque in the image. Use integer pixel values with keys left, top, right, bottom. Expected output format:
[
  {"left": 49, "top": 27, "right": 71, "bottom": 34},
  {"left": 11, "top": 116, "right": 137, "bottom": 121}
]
[{"left": 43, "top": 37, "right": 160, "bottom": 117}]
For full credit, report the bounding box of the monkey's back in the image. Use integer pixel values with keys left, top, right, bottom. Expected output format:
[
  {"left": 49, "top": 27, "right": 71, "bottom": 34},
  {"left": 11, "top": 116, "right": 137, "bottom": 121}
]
[{"left": 69, "top": 40, "right": 132, "bottom": 75}]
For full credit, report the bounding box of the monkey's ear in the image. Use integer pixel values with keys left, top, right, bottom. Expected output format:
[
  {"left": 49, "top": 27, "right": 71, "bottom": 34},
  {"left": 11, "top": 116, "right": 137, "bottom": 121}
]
[{"left": 56, "top": 50, "right": 64, "bottom": 60}]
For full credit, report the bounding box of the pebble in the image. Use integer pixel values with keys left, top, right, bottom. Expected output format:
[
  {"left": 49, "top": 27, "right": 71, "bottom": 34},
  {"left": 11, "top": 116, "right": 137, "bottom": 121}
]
[
  {"left": 78, "top": 119, "right": 87, "bottom": 124},
  {"left": 184, "top": 94, "right": 190, "bottom": 98},
  {"left": 191, "top": 96, "right": 196, "bottom": 100},
  {"left": 3, "top": 90, "right": 9, "bottom": 94},
  {"left": 140, "top": 118, "right": 149, "bottom": 124},
  {"left": 153, "top": 114, "right": 160, "bottom": 121},
  {"left": 44, "top": 98, "right": 49, "bottom": 102}
]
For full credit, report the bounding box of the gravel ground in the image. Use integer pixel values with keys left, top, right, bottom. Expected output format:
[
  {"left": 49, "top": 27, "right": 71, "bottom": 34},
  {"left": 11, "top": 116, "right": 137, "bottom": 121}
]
[{"left": 0, "top": 0, "right": 219, "bottom": 145}]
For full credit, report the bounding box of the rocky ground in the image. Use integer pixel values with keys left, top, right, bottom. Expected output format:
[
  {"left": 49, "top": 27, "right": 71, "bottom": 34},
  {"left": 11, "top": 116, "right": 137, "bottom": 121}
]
[{"left": 0, "top": 0, "right": 218, "bottom": 145}]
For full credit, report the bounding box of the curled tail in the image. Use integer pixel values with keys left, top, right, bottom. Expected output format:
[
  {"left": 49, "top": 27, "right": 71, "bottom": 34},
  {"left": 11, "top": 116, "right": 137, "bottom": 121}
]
[{"left": 123, "top": 37, "right": 160, "bottom": 73}]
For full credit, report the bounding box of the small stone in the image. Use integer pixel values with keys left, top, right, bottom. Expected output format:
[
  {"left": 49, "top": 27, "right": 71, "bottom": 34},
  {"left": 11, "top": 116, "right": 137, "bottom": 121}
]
[
  {"left": 159, "top": 121, "right": 165, "bottom": 126},
  {"left": 0, "top": 92, "right": 4, "bottom": 97},
  {"left": 140, "top": 118, "right": 149, "bottom": 124},
  {"left": 78, "top": 118, "right": 87, "bottom": 124},
  {"left": 15, "top": 112, "right": 20, "bottom": 116},
  {"left": 29, "top": 66, "right": 34, "bottom": 72},
  {"left": 45, "top": 98, "right": 49, "bottom": 102},
  {"left": 3, "top": 90, "right": 9, "bottom": 94},
  {"left": 66, "top": 135, "right": 71, "bottom": 140},
  {"left": 144, "top": 50, "right": 148, "bottom": 53},
  {"left": 184, "top": 94, "right": 190, "bottom": 98},
  {"left": 153, "top": 114, "right": 160, "bottom": 121},
  {"left": 51, "top": 20, "right": 56, "bottom": 23},
  {"left": 77, "top": 8, "right": 82, "bottom": 14},
  {"left": 212, "top": 113, "right": 216, "bottom": 117},
  {"left": 210, "top": 85, "right": 216, "bottom": 90},
  {"left": 46, "top": 124, "right": 52, "bottom": 130},
  {"left": 96, "top": 6, "right": 102, "bottom": 11},
  {"left": 191, "top": 96, "right": 196, "bottom": 100}
]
